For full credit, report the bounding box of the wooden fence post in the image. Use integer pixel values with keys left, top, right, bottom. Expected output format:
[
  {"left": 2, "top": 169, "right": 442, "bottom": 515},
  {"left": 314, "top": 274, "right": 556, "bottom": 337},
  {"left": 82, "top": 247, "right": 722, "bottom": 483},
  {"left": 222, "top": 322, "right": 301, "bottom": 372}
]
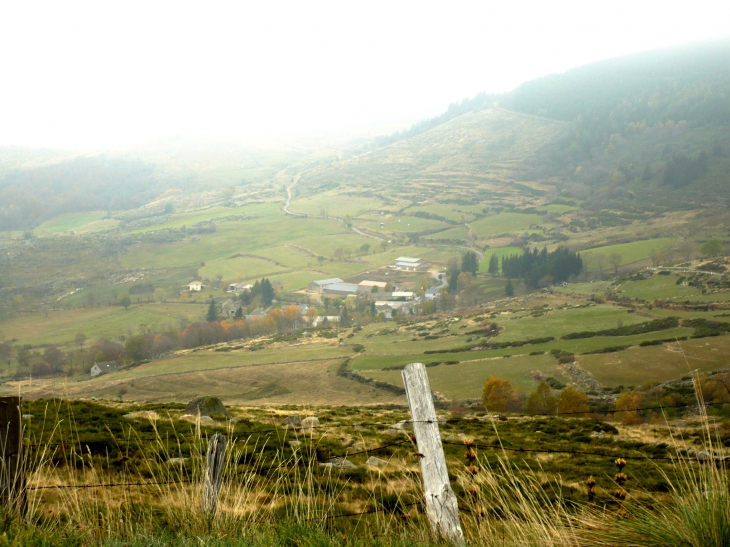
[
  {"left": 0, "top": 396, "right": 25, "bottom": 514},
  {"left": 402, "top": 363, "right": 464, "bottom": 545},
  {"left": 203, "top": 433, "right": 226, "bottom": 518}
]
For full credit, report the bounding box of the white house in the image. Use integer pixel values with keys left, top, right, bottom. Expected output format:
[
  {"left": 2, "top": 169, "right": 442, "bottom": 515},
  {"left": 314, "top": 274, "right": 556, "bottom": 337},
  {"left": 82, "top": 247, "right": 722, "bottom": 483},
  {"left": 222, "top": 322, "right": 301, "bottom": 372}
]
[
  {"left": 394, "top": 257, "right": 421, "bottom": 271},
  {"left": 227, "top": 283, "right": 252, "bottom": 293},
  {"left": 90, "top": 361, "right": 119, "bottom": 378},
  {"left": 187, "top": 281, "right": 204, "bottom": 291}
]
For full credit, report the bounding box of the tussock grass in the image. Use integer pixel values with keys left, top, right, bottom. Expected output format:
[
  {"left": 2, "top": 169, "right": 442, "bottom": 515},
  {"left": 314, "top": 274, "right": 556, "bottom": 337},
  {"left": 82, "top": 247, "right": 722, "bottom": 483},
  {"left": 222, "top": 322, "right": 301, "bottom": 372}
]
[{"left": 6, "top": 386, "right": 730, "bottom": 546}]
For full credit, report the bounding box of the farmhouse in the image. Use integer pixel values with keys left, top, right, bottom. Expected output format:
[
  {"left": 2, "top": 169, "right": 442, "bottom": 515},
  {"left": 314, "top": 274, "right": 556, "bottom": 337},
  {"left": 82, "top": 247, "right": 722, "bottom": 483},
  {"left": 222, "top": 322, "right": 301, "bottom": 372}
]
[
  {"left": 187, "top": 281, "right": 204, "bottom": 291},
  {"left": 312, "top": 315, "right": 341, "bottom": 327},
  {"left": 357, "top": 280, "right": 388, "bottom": 294},
  {"left": 90, "top": 361, "right": 119, "bottom": 378},
  {"left": 394, "top": 257, "right": 422, "bottom": 271},
  {"left": 307, "top": 278, "right": 343, "bottom": 293},
  {"left": 221, "top": 299, "right": 240, "bottom": 317},
  {"left": 227, "top": 283, "right": 252, "bottom": 293},
  {"left": 321, "top": 283, "right": 359, "bottom": 297},
  {"left": 425, "top": 287, "right": 440, "bottom": 300}
]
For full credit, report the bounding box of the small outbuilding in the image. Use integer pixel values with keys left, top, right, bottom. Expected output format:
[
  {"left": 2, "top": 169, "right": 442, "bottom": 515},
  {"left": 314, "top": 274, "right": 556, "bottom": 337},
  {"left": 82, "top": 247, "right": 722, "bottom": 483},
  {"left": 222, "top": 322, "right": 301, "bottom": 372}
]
[{"left": 90, "top": 361, "right": 119, "bottom": 378}]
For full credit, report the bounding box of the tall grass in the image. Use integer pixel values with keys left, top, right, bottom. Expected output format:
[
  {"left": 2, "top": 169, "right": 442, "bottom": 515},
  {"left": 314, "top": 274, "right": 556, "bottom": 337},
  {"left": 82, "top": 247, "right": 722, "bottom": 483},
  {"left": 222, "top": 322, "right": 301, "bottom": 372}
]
[{"left": 5, "top": 391, "right": 730, "bottom": 546}]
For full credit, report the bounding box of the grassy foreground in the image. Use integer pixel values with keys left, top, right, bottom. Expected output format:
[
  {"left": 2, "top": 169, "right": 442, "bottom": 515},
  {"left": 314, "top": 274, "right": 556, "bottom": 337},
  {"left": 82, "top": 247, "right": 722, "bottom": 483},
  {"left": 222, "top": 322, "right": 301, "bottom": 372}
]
[{"left": 6, "top": 387, "right": 730, "bottom": 547}]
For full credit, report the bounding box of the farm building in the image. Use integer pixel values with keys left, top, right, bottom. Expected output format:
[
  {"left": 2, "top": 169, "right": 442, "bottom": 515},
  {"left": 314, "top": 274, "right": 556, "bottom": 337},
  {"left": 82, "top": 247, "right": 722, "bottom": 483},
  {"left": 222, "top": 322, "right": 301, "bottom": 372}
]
[
  {"left": 187, "top": 281, "right": 204, "bottom": 291},
  {"left": 321, "top": 283, "right": 359, "bottom": 297},
  {"left": 311, "top": 315, "right": 341, "bottom": 327},
  {"left": 227, "top": 283, "right": 252, "bottom": 293},
  {"left": 394, "top": 257, "right": 422, "bottom": 271},
  {"left": 425, "top": 287, "right": 440, "bottom": 300},
  {"left": 357, "top": 280, "right": 388, "bottom": 294},
  {"left": 221, "top": 299, "right": 241, "bottom": 317},
  {"left": 391, "top": 291, "right": 414, "bottom": 300},
  {"left": 308, "top": 278, "right": 343, "bottom": 293},
  {"left": 90, "top": 361, "right": 119, "bottom": 378}
]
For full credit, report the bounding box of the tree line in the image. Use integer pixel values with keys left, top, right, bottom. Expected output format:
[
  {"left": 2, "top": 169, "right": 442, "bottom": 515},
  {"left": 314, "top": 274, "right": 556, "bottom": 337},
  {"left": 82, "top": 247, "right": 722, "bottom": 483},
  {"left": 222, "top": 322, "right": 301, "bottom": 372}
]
[{"left": 500, "top": 246, "right": 583, "bottom": 288}]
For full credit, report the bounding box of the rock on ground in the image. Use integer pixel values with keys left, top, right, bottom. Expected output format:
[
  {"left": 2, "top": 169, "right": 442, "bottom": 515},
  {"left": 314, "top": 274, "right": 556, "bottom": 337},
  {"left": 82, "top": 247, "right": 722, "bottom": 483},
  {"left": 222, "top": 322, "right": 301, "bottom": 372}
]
[
  {"left": 365, "top": 456, "right": 388, "bottom": 467},
  {"left": 282, "top": 415, "right": 302, "bottom": 428},
  {"left": 184, "top": 396, "right": 230, "bottom": 418},
  {"left": 320, "top": 457, "right": 356, "bottom": 471},
  {"left": 301, "top": 416, "right": 320, "bottom": 429}
]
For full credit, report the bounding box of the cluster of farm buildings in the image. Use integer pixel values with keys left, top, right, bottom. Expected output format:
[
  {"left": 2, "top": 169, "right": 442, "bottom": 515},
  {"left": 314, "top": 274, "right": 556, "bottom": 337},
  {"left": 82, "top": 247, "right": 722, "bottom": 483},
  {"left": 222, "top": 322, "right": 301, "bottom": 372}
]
[{"left": 183, "top": 256, "right": 439, "bottom": 322}]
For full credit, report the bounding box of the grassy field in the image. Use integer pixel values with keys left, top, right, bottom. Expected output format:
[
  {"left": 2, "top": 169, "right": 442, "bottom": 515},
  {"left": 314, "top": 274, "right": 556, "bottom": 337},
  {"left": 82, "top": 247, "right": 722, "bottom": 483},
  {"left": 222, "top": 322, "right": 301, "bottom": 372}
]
[
  {"left": 35, "top": 211, "right": 110, "bottom": 234},
  {"left": 618, "top": 273, "right": 702, "bottom": 300},
  {"left": 580, "top": 336, "right": 730, "bottom": 387},
  {"left": 582, "top": 238, "right": 676, "bottom": 270},
  {"left": 469, "top": 213, "right": 546, "bottom": 238},
  {"left": 361, "top": 353, "right": 564, "bottom": 397},
  {"left": 1, "top": 303, "right": 207, "bottom": 347}
]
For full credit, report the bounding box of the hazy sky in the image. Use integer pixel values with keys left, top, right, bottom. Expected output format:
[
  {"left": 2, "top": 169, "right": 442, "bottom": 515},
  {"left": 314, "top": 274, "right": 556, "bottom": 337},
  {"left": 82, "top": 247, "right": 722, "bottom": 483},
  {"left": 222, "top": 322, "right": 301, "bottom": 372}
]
[{"left": 0, "top": 1, "right": 728, "bottom": 148}]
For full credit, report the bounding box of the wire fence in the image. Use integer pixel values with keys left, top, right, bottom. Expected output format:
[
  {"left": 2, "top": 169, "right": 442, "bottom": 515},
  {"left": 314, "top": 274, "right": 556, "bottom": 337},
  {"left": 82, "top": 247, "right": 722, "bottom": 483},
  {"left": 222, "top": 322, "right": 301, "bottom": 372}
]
[{"left": 22, "top": 401, "right": 729, "bottom": 497}]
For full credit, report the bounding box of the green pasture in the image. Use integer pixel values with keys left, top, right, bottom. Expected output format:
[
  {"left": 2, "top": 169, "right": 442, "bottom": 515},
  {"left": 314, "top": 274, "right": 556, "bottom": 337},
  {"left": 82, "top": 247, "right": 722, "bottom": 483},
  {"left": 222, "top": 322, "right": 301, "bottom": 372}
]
[
  {"left": 618, "top": 274, "right": 702, "bottom": 300},
  {"left": 90, "top": 342, "right": 352, "bottom": 382},
  {"left": 422, "top": 227, "right": 468, "bottom": 241},
  {"left": 350, "top": 327, "right": 693, "bottom": 372},
  {"left": 289, "top": 191, "right": 383, "bottom": 218},
  {"left": 407, "top": 204, "right": 476, "bottom": 223},
  {"left": 493, "top": 305, "right": 646, "bottom": 343},
  {"left": 198, "top": 254, "right": 289, "bottom": 280},
  {"left": 361, "top": 353, "right": 566, "bottom": 398},
  {"left": 359, "top": 216, "right": 450, "bottom": 234},
  {"left": 552, "top": 280, "right": 614, "bottom": 296},
  {"left": 0, "top": 303, "right": 207, "bottom": 347},
  {"left": 128, "top": 203, "right": 279, "bottom": 234},
  {"left": 35, "top": 211, "right": 114, "bottom": 235},
  {"left": 580, "top": 335, "right": 730, "bottom": 387},
  {"left": 121, "top": 216, "right": 351, "bottom": 270},
  {"left": 469, "top": 213, "right": 545, "bottom": 238},
  {"left": 478, "top": 246, "right": 524, "bottom": 273},
  {"left": 581, "top": 238, "right": 676, "bottom": 271}
]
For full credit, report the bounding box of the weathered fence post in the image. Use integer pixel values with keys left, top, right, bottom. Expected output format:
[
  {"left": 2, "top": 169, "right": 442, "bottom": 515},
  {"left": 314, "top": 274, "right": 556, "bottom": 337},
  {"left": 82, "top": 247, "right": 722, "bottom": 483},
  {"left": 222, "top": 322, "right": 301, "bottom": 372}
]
[
  {"left": 202, "top": 433, "right": 226, "bottom": 518},
  {"left": 0, "top": 396, "right": 25, "bottom": 514},
  {"left": 402, "top": 363, "right": 464, "bottom": 545}
]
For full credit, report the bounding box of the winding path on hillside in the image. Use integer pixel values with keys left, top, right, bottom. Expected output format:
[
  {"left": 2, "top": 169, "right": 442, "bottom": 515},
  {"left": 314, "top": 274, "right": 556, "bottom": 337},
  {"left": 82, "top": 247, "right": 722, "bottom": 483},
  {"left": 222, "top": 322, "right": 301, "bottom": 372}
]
[{"left": 283, "top": 171, "right": 484, "bottom": 258}]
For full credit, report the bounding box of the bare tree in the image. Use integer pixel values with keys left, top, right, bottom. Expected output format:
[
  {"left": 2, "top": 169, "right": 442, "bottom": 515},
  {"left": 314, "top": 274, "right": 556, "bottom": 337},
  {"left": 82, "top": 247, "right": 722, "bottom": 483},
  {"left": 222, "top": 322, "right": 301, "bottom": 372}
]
[{"left": 609, "top": 253, "right": 623, "bottom": 274}]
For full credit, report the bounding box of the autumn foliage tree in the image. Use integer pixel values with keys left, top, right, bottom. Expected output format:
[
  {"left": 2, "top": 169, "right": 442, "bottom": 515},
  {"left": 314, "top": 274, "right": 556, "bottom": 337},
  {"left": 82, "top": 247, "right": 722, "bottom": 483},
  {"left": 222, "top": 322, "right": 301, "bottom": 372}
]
[
  {"left": 615, "top": 391, "right": 643, "bottom": 425},
  {"left": 482, "top": 376, "right": 520, "bottom": 412},
  {"left": 557, "top": 386, "right": 590, "bottom": 415}
]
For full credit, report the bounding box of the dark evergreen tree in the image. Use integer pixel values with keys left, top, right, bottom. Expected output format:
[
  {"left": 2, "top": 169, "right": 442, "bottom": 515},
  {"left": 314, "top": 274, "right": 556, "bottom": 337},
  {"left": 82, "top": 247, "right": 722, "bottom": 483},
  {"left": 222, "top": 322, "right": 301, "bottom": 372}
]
[
  {"left": 233, "top": 306, "right": 243, "bottom": 320},
  {"left": 461, "top": 251, "right": 479, "bottom": 275},
  {"left": 505, "top": 279, "right": 514, "bottom": 297},
  {"left": 501, "top": 246, "right": 583, "bottom": 288},
  {"left": 260, "top": 278, "right": 275, "bottom": 307},
  {"left": 206, "top": 298, "right": 217, "bottom": 322},
  {"left": 488, "top": 253, "right": 499, "bottom": 276}
]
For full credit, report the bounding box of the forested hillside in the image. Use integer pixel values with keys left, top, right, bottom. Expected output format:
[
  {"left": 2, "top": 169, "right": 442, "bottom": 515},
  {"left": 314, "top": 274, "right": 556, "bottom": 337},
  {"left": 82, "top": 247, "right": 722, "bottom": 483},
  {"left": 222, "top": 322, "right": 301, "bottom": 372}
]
[{"left": 370, "top": 40, "right": 730, "bottom": 211}]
